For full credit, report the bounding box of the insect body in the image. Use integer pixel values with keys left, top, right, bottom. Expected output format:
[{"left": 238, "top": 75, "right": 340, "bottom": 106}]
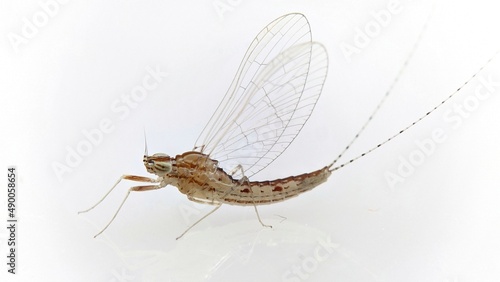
[
  {"left": 79, "top": 13, "right": 497, "bottom": 239},
  {"left": 145, "top": 151, "right": 332, "bottom": 206},
  {"left": 80, "top": 13, "right": 333, "bottom": 239}
]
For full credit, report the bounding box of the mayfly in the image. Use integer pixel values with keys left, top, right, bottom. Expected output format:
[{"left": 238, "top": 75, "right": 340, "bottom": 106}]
[{"left": 80, "top": 13, "right": 497, "bottom": 239}]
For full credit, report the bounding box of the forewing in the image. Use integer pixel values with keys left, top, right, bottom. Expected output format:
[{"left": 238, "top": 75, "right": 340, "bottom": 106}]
[{"left": 194, "top": 13, "right": 328, "bottom": 178}]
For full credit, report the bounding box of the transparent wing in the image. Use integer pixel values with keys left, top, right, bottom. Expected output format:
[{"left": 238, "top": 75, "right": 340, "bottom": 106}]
[{"left": 194, "top": 13, "right": 328, "bottom": 178}]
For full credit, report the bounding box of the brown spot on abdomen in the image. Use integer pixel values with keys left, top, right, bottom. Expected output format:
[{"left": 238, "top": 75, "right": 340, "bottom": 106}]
[{"left": 272, "top": 186, "right": 283, "bottom": 192}]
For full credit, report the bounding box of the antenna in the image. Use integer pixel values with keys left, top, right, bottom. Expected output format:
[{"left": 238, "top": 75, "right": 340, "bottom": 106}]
[{"left": 143, "top": 128, "right": 148, "bottom": 156}]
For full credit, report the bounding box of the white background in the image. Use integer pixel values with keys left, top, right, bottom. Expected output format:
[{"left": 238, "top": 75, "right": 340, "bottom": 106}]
[{"left": 1, "top": 0, "right": 500, "bottom": 281}]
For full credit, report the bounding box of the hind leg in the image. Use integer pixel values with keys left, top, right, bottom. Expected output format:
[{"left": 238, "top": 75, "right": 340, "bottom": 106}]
[{"left": 232, "top": 165, "right": 272, "bottom": 229}]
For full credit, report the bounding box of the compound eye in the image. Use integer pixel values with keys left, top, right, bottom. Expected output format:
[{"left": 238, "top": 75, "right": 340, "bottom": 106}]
[{"left": 152, "top": 153, "right": 169, "bottom": 157}]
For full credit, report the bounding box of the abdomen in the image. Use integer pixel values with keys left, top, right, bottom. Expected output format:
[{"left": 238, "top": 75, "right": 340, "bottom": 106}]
[{"left": 218, "top": 166, "right": 332, "bottom": 206}]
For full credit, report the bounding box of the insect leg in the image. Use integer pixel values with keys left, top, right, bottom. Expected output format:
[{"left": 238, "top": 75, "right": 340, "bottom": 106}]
[
  {"left": 233, "top": 165, "right": 272, "bottom": 229},
  {"left": 79, "top": 175, "right": 159, "bottom": 214},
  {"left": 176, "top": 204, "right": 222, "bottom": 240},
  {"left": 93, "top": 183, "right": 163, "bottom": 238},
  {"left": 187, "top": 195, "right": 221, "bottom": 205},
  {"left": 252, "top": 200, "right": 272, "bottom": 229},
  {"left": 229, "top": 164, "right": 245, "bottom": 177}
]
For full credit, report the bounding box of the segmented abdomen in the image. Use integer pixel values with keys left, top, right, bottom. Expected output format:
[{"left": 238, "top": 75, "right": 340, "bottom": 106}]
[{"left": 220, "top": 166, "right": 332, "bottom": 206}]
